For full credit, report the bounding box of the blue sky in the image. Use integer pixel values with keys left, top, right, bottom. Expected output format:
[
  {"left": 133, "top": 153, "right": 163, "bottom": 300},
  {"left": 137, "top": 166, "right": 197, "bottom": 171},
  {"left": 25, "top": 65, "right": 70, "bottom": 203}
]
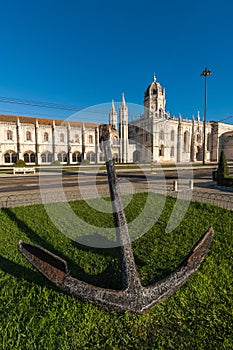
[{"left": 0, "top": 0, "right": 232, "bottom": 124}]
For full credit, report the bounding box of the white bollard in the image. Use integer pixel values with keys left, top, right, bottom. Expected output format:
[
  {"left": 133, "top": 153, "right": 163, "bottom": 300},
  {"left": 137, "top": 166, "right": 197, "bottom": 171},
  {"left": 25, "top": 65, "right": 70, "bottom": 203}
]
[
  {"left": 173, "top": 180, "right": 178, "bottom": 191},
  {"left": 189, "top": 180, "right": 193, "bottom": 190}
]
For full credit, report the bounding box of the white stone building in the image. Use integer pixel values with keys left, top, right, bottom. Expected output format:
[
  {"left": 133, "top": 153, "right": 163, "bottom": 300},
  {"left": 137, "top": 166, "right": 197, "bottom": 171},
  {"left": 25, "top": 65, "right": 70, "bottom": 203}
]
[
  {"left": 126, "top": 75, "right": 233, "bottom": 164},
  {"left": 0, "top": 75, "right": 233, "bottom": 165}
]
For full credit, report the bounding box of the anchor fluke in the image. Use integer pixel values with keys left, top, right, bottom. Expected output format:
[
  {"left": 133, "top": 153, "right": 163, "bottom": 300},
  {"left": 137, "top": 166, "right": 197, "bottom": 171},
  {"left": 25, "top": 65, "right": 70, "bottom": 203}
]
[{"left": 18, "top": 240, "right": 69, "bottom": 286}]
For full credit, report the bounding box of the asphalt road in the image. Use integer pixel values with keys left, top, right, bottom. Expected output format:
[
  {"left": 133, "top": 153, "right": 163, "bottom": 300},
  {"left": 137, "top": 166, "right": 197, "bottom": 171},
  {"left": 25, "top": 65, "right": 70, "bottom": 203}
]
[{"left": 0, "top": 166, "right": 216, "bottom": 195}]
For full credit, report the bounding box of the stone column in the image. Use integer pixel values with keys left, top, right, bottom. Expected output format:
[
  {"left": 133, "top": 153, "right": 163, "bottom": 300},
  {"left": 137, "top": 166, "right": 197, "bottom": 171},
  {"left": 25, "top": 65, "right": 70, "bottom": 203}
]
[
  {"left": 190, "top": 117, "right": 195, "bottom": 162},
  {"left": 82, "top": 124, "right": 86, "bottom": 160},
  {"left": 52, "top": 120, "right": 56, "bottom": 163},
  {"left": 67, "top": 123, "right": 71, "bottom": 164},
  {"left": 151, "top": 114, "right": 157, "bottom": 162},
  {"left": 16, "top": 118, "right": 22, "bottom": 161},
  {"left": 210, "top": 122, "right": 219, "bottom": 162},
  {"left": 95, "top": 127, "right": 100, "bottom": 163},
  {"left": 35, "top": 119, "right": 39, "bottom": 165},
  {"left": 177, "top": 116, "right": 182, "bottom": 163}
]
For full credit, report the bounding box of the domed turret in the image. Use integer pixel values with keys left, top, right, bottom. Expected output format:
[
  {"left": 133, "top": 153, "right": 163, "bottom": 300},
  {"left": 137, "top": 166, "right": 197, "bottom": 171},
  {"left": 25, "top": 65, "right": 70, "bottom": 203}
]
[{"left": 144, "top": 75, "right": 166, "bottom": 118}]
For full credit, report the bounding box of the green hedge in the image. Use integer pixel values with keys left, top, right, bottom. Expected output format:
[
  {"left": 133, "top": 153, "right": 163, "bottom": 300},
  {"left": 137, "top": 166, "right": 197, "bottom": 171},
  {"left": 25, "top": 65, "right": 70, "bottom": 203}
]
[{"left": 217, "top": 175, "right": 233, "bottom": 188}]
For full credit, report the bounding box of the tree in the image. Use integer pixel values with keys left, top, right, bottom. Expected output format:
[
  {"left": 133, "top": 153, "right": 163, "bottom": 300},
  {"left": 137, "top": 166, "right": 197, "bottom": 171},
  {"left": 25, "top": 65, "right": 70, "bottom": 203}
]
[{"left": 217, "top": 150, "right": 229, "bottom": 180}]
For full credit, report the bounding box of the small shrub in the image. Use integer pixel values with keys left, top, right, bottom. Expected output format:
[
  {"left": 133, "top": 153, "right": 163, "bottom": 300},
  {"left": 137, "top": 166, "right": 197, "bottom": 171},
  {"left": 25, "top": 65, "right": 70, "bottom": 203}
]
[
  {"left": 217, "top": 150, "right": 229, "bottom": 178},
  {"left": 15, "top": 159, "right": 26, "bottom": 167},
  {"left": 81, "top": 159, "right": 90, "bottom": 165},
  {"left": 51, "top": 160, "right": 61, "bottom": 166},
  {"left": 217, "top": 150, "right": 233, "bottom": 187}
]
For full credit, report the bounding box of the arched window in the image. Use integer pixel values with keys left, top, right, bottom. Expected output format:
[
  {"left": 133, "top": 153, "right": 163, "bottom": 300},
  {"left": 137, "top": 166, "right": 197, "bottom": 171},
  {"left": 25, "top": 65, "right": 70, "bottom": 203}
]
[
  {"left": 41, "top": 152, "right": 52, "bottom": 163},
  {"left": 196, "top": 146, "right": 202, "bottom": 161},
  {"left": 171, "top": 130, "right": 175, "bottom": 141},
  {"left": 99, "top": 153, "right": 105, "bottom": 162},
  {"left": 72, "top": 152, "right": 81, "bottom": 163},
  {"left": 159, "top": 145, "right": 164, "bottom": 157},
  {"left": 24, "top": 153, "right": 29, "bottom": 163},
  {"left": 12, "top": 153, "right": 18, "bottom": 163},
  {"left": 30, "top": 153, "right": 35, "bottom": 163},
  {"left": 4, "top": 153, "right": 10, "bottom": 163},
  {"left": 133, "top": 151, "right": 140, "bottom": 162},
  {"left": 88, "top": 135, "right": 93, "bottom": 144},
  {"left": 7, "top": 130, "right": 13, "bottom": 140},
  {"left": 184, "top": 131, "right": 190, "bottom": 152},
  {"left": 24, "top": 152, "right": 35, "bottom": 163},
  {"left": 41, "top": 154, "right": 47, "bottom": 163},
  {"left": 48, "top": 153, "right": 53, "bottom": 163},
  {"left": 86, "top": 151, "right": 95, "bottom": 162},
  {"left": 26, "top": 131, "right": 31, "bottom": 141},
  {"left": 196, "top": 134, "right": 201, "bottom": 143},
  {"left": 4, "top": 152, "right": 18, "bottom": 164},
  {"left": 57, "top": 152, "right": 68, "bottom": 163},
  {"left": 60, "top": 133, "right": 65, "bottom": 142},
  {"left": 74, "top": 134, "right": 80, "bottom": 143},
  {"left": 170, "top": 146, "right": 175, "bottom": 157},
  {"left": 159, "top": 129, "right": 164, "bottom": 140},
  {"left": 44, "top": 132, "right": 49, "bottom": 142}
]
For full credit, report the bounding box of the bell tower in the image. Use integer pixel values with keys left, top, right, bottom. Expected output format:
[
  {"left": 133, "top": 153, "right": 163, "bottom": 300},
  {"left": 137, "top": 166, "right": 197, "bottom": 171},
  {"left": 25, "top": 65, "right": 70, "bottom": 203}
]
[
  {"left": 144, "top": 75, "right": 166, "bottom": 118},
  {"left": 109, "top": 100, "right": 117, "bottom": 130},
  {"left": 119, "top": 93, "right": 128, "bottom": 163}
]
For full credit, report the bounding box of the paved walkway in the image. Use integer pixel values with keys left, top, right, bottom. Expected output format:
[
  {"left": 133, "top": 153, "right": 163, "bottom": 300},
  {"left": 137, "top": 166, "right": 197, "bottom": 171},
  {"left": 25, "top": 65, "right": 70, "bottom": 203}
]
[{"left": 0, "top": 167, "right": 233, "bottom": 209}]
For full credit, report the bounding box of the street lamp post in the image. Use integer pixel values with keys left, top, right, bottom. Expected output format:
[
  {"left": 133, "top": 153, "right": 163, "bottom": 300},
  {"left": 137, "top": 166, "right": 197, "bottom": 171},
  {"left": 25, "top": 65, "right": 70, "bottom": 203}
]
[{"left": 200, "top": 68, "right": 212, "bottom": 165}]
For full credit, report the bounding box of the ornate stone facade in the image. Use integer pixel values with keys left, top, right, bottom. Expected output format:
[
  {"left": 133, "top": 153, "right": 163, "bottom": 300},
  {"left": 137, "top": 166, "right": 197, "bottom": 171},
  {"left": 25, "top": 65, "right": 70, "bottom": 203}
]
[
  {"left": 0, "top": 76, "right": 233, "bottom": 165},
  {"left": 127, "top": 76, "right": 233, "bottom": 163}
]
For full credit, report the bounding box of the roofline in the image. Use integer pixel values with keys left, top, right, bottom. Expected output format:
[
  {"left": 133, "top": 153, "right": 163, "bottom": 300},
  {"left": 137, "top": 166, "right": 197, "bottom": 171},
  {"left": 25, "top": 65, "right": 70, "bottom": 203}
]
[{"left": 0, "top": 113, "right": 100, "bottom": 128}]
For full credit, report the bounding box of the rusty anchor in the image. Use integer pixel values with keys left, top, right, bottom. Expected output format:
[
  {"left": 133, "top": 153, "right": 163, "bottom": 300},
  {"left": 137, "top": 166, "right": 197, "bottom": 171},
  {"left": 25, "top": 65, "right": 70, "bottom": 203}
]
[{"left": 18, "top": 125, "right": 214, "bottom": 313}]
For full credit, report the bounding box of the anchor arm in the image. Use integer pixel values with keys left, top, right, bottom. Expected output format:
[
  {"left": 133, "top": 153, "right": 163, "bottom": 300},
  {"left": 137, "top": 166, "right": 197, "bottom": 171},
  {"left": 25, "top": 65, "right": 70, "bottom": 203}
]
[
  {"left": 18, "top": 240, "right": 141, "bottom": 313},
  {"left": 18, "top": 227, "right": 213, "bottom": 314},
  {"left": 142, "top": 226, "right": 214, "bottom": 311}
]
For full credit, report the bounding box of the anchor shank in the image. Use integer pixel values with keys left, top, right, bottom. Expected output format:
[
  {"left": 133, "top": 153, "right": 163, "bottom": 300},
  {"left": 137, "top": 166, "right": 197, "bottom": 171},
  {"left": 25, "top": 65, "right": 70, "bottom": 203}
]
[{"left": 101, "top": 127, "right": 141, "bottom": 289}]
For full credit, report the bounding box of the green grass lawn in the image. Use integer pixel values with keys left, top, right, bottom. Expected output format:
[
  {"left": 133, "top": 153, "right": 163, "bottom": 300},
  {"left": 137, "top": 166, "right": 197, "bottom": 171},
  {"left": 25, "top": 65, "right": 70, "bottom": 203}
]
[{"left": 0, "top": 193, "right": 232, "bottom": 349}]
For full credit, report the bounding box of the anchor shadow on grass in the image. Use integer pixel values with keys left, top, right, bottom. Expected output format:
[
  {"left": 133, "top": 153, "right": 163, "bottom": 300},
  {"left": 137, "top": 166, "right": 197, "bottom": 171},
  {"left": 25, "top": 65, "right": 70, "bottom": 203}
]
[
  {"left": 72, "top": 235, "right": 147, "bottom": 268},
  {"left": 3, "top": 207, "right": 123, "bottom": 290},
  {"left": 2, "top": 207, "right": 186, "bottom": 294},
  {"left": 0, "top": 255, "right": 59, "bottom": 291}
]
